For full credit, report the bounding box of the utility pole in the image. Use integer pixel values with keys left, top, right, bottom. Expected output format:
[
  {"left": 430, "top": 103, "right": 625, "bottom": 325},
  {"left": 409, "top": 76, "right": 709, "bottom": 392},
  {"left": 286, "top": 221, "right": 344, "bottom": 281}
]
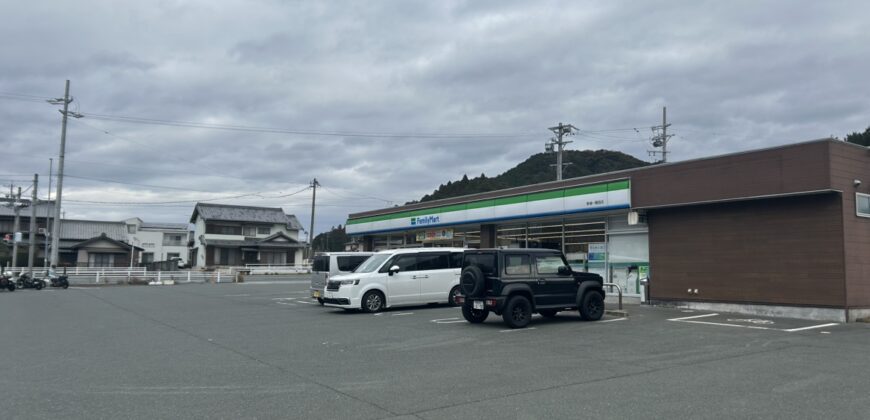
[
  {"left": 27, "top": 174, "right": 38, "bottom": 277},
  {"left": 546, "top": 123, "right": 577, "bottom": 181},
  {"left": 10, "top": 186, "right": 22, "bottom": 269},
  {"left": 48, "top": 80, "right": 77, "bottom": 268},
  {"left": 649, "top": 106, "right": 673, "bottom": 163},
  {"left": 308, "top": 178, "right": 319, "bottom": 259},
  {"left": 44, "top": 158, "right": 53, "bottom": 270}
]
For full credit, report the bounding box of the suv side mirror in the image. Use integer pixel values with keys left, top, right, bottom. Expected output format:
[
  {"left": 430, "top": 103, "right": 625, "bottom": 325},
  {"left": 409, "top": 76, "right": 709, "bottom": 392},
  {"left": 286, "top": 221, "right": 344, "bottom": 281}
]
[
  {"left": 557, "top": 266, "right": 572, "bottom": 276},
  {"left": 388, "top": 265, "right": 400, "bottom": 276}
]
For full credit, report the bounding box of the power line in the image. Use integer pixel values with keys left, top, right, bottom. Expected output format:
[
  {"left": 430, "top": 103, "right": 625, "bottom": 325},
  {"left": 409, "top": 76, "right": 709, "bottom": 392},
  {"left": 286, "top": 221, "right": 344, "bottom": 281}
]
[{"left": 63, "top": 185, "right": 311, "bottom": 206}]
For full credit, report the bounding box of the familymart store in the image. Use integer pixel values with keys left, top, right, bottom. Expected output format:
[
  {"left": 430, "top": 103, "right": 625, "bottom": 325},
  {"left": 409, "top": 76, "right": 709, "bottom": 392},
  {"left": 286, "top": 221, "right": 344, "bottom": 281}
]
[{"left": 346, "top": 179, "right": 649, "bottom": 297}]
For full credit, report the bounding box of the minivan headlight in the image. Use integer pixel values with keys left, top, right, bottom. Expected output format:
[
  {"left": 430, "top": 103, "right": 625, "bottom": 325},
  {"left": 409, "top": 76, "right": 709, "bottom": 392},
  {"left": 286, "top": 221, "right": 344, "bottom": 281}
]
[{"left": 339, "top": 279, "right": 359, "bottom": 286}]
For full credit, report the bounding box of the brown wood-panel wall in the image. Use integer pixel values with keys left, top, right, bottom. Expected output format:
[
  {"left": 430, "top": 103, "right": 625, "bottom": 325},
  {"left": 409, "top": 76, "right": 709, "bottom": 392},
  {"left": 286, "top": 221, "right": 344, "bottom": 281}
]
[
  {"left": 829, "top": 141, "right": 870, "bottom": 308},
  {"left": 648, "top": 194, "right": 845, "bottom": 307}
]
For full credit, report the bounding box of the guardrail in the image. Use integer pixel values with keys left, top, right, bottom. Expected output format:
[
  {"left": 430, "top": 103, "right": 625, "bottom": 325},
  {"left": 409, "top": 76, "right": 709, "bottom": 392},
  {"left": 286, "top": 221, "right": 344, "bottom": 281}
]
[{"left": 602, "top": 282, "right": 623, "bottom": 311}]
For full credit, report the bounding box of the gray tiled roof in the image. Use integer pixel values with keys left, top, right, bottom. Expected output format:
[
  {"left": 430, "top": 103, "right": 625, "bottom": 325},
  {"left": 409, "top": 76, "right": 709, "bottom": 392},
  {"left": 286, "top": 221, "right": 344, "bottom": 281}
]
[
  {"left": 141, "top": 222, "right": 190, "bottom": 231},
  {"left": 0, "top": 200, "right": 55, "bottom": 218},
  {"left": 60, "top": 219, "right": 127, "bottom": 241},
  {"left": 191, "top": 203, "right": 302, "bottom": 229}
]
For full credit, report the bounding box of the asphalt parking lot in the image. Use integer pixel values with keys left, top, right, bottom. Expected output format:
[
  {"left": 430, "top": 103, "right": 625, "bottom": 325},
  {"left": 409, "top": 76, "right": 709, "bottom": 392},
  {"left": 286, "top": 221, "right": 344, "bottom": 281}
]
[{"left": 2, "top": 281, "right": 870, "bottom": 419}]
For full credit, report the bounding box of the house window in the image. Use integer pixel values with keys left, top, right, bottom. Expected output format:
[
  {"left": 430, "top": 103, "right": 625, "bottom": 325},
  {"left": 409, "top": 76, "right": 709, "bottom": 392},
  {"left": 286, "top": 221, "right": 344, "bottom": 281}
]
[
  {"left": 206, "top": 225, "right": 242, "bottom": 235},
  {"left": 261, "top": 251, "right": 286, "bottom": 265},
  {"left": 257, "top": 227, "right": 271, "bottom": 235},
  {"left": 243, "top": 226, "right": 257, "bottom": 237},
  {"left": 89, "top": 253, "right": 114, "bottom": 267},
  {"left": 858, "top": 193, "right": 870, "bottom": 218},
  {"left": 163, "top": 234, "right": 184, "bottom": 246},
  {"left": 142, "top": 252, "right": 154, "bottom": 263},
  {"left": 127, "top": 225, "right": 137, "bottom": 234}
]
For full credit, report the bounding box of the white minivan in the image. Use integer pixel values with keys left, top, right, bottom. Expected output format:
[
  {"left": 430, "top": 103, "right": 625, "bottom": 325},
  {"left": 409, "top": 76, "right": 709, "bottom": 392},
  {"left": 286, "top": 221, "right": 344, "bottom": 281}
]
[
  {"left": 310, "top": 252, "right": 374, "bottom": 304},
  {"left": 322, "top": 247, "right": 466, "bottom": 312}
]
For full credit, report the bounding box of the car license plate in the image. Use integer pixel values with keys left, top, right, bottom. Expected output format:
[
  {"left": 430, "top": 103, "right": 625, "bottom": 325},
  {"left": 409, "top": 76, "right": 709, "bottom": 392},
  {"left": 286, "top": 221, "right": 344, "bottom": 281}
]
[
  {"left": 473, "top": 300, "right": 484, "bottom": 310},
  {"left": 313, "top": 290, "right": 321, "bottom": 298}
]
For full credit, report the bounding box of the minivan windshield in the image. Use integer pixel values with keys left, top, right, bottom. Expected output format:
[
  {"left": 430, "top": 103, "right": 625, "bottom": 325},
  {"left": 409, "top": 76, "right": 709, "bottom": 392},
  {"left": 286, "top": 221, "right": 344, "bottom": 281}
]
[{"left": 354, "top": 254, "right": 391, "bottom": 273}]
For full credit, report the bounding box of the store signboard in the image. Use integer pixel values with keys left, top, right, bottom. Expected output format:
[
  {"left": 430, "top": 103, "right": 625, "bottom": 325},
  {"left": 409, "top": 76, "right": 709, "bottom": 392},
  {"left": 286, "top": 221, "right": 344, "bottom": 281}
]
[
  {"left": 347, "top": 180, "right": 630, "bottom": 235},
  {"left": 587, "top": 243, "right": 607, "bottom": 261},
  {"left": 416, "top": 228, "right": 454, "bottom": 242}
]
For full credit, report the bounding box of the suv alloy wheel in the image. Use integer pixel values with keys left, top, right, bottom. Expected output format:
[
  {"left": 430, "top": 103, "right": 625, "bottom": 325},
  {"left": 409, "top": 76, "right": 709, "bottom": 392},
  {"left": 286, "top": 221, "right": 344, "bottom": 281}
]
[
  {"left": 579, "top": 291, "right": 604, "bottom": 321},
  {"left": 502, "top": 295, "right": 532, "bottom": 328}
]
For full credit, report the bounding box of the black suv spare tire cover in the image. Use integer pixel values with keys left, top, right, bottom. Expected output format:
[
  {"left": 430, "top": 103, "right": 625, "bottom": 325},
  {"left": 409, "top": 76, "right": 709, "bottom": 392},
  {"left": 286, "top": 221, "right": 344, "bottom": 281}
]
[{"left": 460, "top": 266, "right": 485, "bottom": 297}]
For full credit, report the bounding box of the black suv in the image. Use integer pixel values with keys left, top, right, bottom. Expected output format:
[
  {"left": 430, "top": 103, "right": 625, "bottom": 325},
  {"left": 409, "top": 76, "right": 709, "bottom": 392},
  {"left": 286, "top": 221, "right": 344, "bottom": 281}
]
[{"left": 455, "top": 248, "right": 605, "bottom": 328}]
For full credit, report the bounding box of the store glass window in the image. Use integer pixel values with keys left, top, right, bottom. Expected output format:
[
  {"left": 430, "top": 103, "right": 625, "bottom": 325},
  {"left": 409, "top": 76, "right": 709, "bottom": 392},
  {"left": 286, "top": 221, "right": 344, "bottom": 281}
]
[{"left": 857, "top": 193, "right": 870, "bottom": 218}]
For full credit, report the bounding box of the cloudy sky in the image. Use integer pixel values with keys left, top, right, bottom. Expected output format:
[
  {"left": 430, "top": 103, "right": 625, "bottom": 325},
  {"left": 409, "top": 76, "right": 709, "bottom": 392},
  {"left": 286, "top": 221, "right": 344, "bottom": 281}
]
[{"left": 1, "top": 0, "right": 868, "bottom": 239}]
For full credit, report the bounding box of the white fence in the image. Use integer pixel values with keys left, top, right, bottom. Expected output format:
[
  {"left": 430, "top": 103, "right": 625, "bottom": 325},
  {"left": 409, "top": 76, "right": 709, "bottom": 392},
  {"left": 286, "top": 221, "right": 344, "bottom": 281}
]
[{"left": 243, "top": 264, "right": 311, "bottom": 274}]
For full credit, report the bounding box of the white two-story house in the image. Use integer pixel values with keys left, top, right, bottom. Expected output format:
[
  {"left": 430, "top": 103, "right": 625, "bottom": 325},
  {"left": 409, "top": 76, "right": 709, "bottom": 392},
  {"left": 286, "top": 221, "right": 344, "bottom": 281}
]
[
  {"left": 189, "top": 203, "right": 306, "bottom": 268},
  {"left": 124, "top": 218, "right": 192, "bottom": 265}
]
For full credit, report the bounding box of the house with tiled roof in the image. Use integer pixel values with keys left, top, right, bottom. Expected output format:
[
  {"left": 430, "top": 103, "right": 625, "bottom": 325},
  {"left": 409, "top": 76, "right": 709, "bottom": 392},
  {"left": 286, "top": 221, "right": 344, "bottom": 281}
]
[{"left": 189, "top": 203, "right": 307, "bottom": 268}]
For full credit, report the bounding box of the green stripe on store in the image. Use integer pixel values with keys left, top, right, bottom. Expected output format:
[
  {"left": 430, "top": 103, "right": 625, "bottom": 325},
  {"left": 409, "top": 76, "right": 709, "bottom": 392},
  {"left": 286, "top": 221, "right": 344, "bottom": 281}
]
[{"left": 347, "top": 180, "right": 630, "bottom": 225}]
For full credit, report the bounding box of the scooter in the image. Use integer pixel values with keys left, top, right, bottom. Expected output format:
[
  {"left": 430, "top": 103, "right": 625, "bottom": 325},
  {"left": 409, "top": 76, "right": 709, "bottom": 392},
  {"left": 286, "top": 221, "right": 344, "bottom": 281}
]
[
  {"left": 15, "top": 273, "right": 44, "bottom": 290},
  {"left": 0, "top": 273, "right": 15, "bottom": 292}
]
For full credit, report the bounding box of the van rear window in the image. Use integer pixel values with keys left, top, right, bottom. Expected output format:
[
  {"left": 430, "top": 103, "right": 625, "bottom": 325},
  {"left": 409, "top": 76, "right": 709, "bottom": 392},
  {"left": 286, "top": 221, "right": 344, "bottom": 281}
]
[
  {"left": 337, "top": 256, "right": 370, "bottom": 272},
  {"left": 312, "top": 256, "right": 330, "bottom": 272}
]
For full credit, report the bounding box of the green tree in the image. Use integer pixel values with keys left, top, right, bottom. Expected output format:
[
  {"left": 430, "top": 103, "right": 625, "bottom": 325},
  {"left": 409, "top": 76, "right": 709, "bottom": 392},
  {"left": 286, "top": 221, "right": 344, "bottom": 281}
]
[
  {"left": 846, "top": 126, "right": 870, "bottom": 146},
  {"left": 312, "top": 225, "right": 348, "bottom": 252}
]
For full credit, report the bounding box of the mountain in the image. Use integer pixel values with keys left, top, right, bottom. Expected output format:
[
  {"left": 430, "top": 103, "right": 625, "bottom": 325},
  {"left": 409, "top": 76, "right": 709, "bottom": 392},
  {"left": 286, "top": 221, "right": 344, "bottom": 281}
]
[{"left": 417, "top": 149, "right": 649, "bottom": 203}]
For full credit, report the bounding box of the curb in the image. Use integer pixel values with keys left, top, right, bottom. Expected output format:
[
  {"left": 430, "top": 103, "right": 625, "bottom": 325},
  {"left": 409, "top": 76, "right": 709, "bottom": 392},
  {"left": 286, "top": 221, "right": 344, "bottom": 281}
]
[{"left": 605, "top": 309, "right": 628, "bottom": 317}]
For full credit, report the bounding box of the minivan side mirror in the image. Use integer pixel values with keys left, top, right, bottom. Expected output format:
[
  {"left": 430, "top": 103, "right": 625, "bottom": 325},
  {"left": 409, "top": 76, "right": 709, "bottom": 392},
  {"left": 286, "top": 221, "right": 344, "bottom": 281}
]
[
  {"left": 557, "top": 266, "right": 572, "bottom": 276},
  {"left": 388, "top": 265, "right": 400, "bottom": 276}
]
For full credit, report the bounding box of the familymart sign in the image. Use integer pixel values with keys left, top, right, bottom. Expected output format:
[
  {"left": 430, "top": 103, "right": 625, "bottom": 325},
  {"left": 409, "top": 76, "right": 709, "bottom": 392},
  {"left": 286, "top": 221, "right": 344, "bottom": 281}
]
[{"left": 346, "top": 180, "right": 630, "bottom": 235}]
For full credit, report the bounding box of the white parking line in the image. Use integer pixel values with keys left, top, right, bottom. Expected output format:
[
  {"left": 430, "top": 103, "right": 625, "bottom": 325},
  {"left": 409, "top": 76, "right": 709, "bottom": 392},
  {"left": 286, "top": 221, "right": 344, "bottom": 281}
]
[
  {"left": 499, "top": 327, "right": 537, "bottom": 333},
  {"left": 599, "top": 317, "right": 628, "bottom": 323},
  {"left": 275, "top": 302, "right": 296, "bottom": 306},
  {"left": 668, "top": 313, "right": 719, "bottom": 321},
  {"left": 391, "top": 312, "right": 414, "bottom": 316},
  {"left": 668, "top": 313, "right": 840, "bottom": 333},
  {"left": 224, "top": 294, "right": 251, "bottom": 297},
  {"left": 296, "top": 300, "right": 318, "bottom": 305},
  {"left": 437, "top": 320, "right": 467, "bottom": 324},
  {"left": 783, "top": 323, "right": 840, "bottom": 332},
  {"left": 430, "top": 318, "right": 461, "bottom": 323}
]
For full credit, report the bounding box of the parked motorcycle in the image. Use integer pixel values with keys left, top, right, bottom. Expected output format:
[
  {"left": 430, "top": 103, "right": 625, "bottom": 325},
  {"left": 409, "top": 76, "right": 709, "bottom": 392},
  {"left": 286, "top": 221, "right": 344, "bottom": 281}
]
[
  {"left": 0, "top": 273, "right": 15, "bottom": 292},
  {"left": 15, "top": 273, "right": 44, "bottom": 290},
  {"left": 47, "top": 271, "right": 69, "bottom": 289}
]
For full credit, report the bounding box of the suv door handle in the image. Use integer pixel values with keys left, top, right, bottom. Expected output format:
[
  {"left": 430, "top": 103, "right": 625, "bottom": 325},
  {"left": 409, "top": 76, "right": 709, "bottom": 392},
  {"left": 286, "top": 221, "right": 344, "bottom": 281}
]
[
  {"left": 413, "top": 275, "right": 429, "bottom": 279},
  {"left": 537, "top": 278, "right": 546, "bottom": 284}
]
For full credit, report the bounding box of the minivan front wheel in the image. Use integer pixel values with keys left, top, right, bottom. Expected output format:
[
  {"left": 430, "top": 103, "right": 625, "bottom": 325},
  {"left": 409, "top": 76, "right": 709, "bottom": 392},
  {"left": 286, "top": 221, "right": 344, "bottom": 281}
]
[
  {"left": 448, "top": 286, "right": 461, "bottom": 307},
  {"left": 361, "top": 290, "right": 385, "bottom": 313}
]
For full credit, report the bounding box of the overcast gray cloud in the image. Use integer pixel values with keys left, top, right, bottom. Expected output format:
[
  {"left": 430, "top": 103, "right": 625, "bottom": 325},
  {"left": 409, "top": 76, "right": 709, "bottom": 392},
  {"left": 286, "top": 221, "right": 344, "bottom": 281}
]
[{"left": 1, "top": 0, "right": 868, "bottom": 239}]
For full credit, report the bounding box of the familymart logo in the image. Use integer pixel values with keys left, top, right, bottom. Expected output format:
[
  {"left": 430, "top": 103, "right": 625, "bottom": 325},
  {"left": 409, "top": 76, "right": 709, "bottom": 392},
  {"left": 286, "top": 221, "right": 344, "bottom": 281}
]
[{"left": 410, "top": 215, "right": 440, "bottom": 226}]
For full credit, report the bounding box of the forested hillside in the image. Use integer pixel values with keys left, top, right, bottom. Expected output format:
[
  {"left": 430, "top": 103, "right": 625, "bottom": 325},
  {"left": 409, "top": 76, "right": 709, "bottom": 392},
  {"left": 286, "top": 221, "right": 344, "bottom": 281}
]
[{"left": 418, "top": 149, "right": 648, "bottom": 203}]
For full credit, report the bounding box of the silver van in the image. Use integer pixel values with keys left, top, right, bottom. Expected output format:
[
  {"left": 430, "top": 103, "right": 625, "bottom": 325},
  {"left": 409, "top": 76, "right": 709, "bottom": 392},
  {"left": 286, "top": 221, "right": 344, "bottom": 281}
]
[{"left": 310, "top": 252, "right": 374, "bottom": 304}]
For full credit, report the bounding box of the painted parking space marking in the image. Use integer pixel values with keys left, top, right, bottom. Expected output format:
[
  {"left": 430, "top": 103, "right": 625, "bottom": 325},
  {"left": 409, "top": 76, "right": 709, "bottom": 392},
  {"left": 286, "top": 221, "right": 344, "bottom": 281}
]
[
  {"left": 296, "top": 300, "right": 318, "bottom": 305},
  {"left": 499, "top": 327, "right": 537, "bottom": 333},
  {"left": 669, "top": 313, "right": 720, "bottom": 321},
  {"left": 391, "top": 312, "right": 414, "bottom": 316},
  {"left": 668, "top": 313, "right": 840, "bottom": 333},
  {"left": 782, "top": 323, "right": 840, "bottom": 332},
  {"left": 599, "top": 317, "right": 628, "bottom": 323}
]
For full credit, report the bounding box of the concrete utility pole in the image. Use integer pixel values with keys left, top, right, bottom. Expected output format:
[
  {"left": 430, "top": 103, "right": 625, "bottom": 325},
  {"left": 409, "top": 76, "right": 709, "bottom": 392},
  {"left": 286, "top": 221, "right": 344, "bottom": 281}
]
[
  {"left": 546, "top": 123, "right": 577, "bottom": 181},
  {"left": 45, "top": 158, "right": 53, "bottom": 270},
  {"left": 308, "top": 178, "right": 319, "bottom": 259},
  {"left": 49, "top": 80, "right": 74, "bottom": 268},
  {"left": 11, "top": 186, "right": 22, "bottom": 269},
  {"left": 27, "top": 174, "right": 37, "bottom": 277},
  {"left": 649, "top": 106, "right": 673, "bottom": 163}
]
